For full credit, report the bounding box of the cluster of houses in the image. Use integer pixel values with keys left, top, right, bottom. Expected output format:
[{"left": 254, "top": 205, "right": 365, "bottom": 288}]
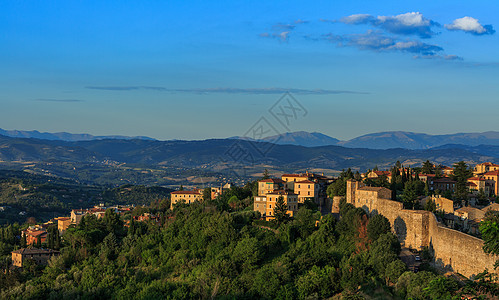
[
  {"left": 366, "top": 162, "right": 499, "bottom": 201},
  {"left": 253, "top": 172, "right": 332, "bottom": 220},
  {"left": 11, "top": 204, "right": 134, "bottom": 268},
  {"left": 169, "top": 183, "right": 232, "bottom": 208},
  {"left": 421, "top": 195, "right": 499, "bottom": 235}
]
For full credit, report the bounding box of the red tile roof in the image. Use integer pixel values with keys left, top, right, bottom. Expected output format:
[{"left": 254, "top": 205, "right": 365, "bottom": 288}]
[
  {"left": 296, "top": 180, "right": 315, "bottom": 184},
  {"left": 483, "top": 171, "right": 499, "bottom": 176},
  {"left": 171, "top": 190, "right": 202, "bottom": 195},
  {"left": 468, "top": 177, "right": 486, "bottom": 181},
  {"left": 259, "top": 178, "right": 284, "bottom": 183}
]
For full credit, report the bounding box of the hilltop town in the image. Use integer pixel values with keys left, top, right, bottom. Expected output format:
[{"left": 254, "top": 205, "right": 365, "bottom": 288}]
[{"left": 1, "top": 160, "right": 498, "bottom": 298}]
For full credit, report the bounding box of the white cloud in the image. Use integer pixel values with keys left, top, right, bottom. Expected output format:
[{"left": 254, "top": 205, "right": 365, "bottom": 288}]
[
  {"left": 338, "top": 12, "right": 438, "bottom": 38},
  {"left": 378, "top": 12, "right": 430, "bottom": 27},
  {"left": 445, "top": 17, "right": 495, "bottom": 35},
  {"left": 339, "top": 14, "right": 373, "bottom": 24}
]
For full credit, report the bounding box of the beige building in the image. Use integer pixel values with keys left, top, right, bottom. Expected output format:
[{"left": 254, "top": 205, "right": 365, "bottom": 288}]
[
  {"left": 366, "top": 170, "right": 392, "bottom": 183},
  {"left": 170, "top": 190, "right": 203, "bottom": 208},
  {"left": 474, "top": 162, "right": 499, "bottom": 176},
  {"left": 11, "top": 248, "right": 60, "bottom": 268},
  {"left": 264, "top": 190, "right": 298, "bottom": 220},
  {"left": 253, "top": 196, "right": 268, "bottom": 216},
  {"left": 421, "top": 195, "right": 454, "bottom": 214},
  {"left": 483, "top": 171, "right": 499, "bottom": 196},
  {"left": 294, "top": 180, "right": 319, "bottom": 203},
  {"left": 258, "top": 178, "right": 284, "bottom": 196},
  {"left": 56, "top": 217, "right": 72, "bottom": 234},
  {"left": 454, "top": 206, "right": 485, "bottom": 234},
  {"left": 441, "top": 166, "right": 454, "bottom": 176},
  {"left": 467, "top": 176, "right": 493, "bottom": 196},
  {"left": 346, "top": 180, "right": 392, "bottom": 207}
]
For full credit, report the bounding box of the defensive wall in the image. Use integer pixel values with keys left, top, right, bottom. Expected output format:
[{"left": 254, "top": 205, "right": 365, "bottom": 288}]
[{"left": 345, "top": 180, "right": 497, "bottom": 278}]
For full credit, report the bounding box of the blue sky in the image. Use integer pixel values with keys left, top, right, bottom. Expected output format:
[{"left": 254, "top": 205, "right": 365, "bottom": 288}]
[{"left": 1, "top": 0, "right": 498, "bottom": 140}]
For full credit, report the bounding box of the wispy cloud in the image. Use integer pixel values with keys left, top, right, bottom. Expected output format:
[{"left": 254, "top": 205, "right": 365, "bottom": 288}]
[
  {"left": 445, "top": 17, "right": 495, "bottom": 35},
  {"left": 325, "top": 30, "right": 445, "bottom": 56},
  {"left": 413, "top": 54, "right": 463, "bottom": 60},
  {"left": 260, "top": 19, "right": 309, "bottom": 42},
  {"left": 272, "top": 23, "right": 296, "bottom": 31},
  {"left": 294, "top": 19, "right": 309, "bottom": 24},
  {"left": 259, "top": 31, "right": 291, "bottom": 42},
  {"left": 338, "top": 12, "right": 439, "bottom": 39},
  {"left": 86, "top": 86, "right": 368, "bottom": 95},
  {"left": 33, "top": 98, "right": 84, "bottom": 103}
]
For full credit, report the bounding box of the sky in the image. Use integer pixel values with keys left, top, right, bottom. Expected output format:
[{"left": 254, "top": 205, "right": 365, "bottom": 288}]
[{"left": 1, "top": 0, "right": 498, "bottom": 141}]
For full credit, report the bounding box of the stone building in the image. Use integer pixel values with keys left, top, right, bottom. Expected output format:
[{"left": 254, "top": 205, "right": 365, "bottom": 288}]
[
  {"left": 11, "top": 248, "right": 60, "bottom": 268},
  {"left": 474, "top": 162, "right": 499, "bottom": 176},
  {"left": 170, "top": 190, "right": 203, "bottom": 209},
  {"left": 345, "top": 179, "right": 497, "bottom": 279}
]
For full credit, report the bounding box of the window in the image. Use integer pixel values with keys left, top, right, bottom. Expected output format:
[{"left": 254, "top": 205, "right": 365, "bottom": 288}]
[
  {"left": 308, "top": 191, "right": 310, "bottom": 195},
  {"left": 308, "top": 185, "right": 310, "bottom": 188},
  {"left": 298, "top": 185, "right": 300, "bottom": 188},
  {"left": 269, "top": 204, "right": 272, "bottom": 208}
]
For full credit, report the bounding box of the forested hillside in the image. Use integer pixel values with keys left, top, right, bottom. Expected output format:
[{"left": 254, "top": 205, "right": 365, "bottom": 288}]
[{"left": 0, "top": 198, "right": 496, "bottom": 299}]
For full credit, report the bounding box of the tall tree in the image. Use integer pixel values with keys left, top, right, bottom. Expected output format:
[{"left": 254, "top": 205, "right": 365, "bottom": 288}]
[
  {"left": 273, "top": 196, "right": 289, "bottom": 226},
  {"left": 402, "top": 183, "right": 417, "bottom": 209},
  {"left": 452, "top": 161, "right": 472, "bottom": 202},
  {"left": 421, "top": 160, "right": 434, "bottom": 174},
  {"left": 479, "top": 211, "right": 499, "bottom": 263},
  {"left": 202, "top": 187, "right": 211, "bottom": 201}
]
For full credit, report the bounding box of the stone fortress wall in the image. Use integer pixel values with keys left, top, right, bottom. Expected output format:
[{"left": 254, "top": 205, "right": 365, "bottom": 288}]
[{"left": 345, "top": 180, "right": 497, "bottom": 278}]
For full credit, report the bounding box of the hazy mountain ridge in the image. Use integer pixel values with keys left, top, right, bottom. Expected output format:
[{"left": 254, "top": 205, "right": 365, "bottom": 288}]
[
  {"left": 0, "top": 128, "right": 156, "bottom": 142},
  {"left": 261, "top": 130, "right": 499, "bottom": 149},
  {"left": 0, "top": 134, "right": 497, "bottom": 177},
  {"left": 4, "top": 128, "right": 499, "bottom": 150}
]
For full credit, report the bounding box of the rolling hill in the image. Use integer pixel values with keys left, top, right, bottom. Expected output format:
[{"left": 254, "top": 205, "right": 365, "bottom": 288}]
[{"left": 0, "top": 134, "right": 497, "bottom": 182}]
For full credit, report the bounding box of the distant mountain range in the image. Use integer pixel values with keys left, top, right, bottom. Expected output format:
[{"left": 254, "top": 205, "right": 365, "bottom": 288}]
[
  {"left": 0, "top": 128, "right": 156, "bottom": 142},
  {"left": 0, "top": 134, "right": 497, "bottom": 179},
  {"left": 245, "top": 130, "right": 499, "bottom": 150},
  {"left": 4, "top": 128, "right": 499, "bottom": 150}
]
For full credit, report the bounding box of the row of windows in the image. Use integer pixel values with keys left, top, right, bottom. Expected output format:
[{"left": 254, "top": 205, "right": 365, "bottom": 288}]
[{"left": 255, "top": 204, "right": 297, "bottom": 210}]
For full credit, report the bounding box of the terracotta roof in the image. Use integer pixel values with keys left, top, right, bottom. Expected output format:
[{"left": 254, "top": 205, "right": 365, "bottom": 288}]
[
  {"left": 55, "top": 217, "right": 71, "bottom": 221},
  {"left": 296, "top": 180, "right": 315, "bottom": 184},
  {"left": 419, "top": 174, "right": 436, "bottom": 177},
  {"left": 259, "top": 178, "right": 284, "bottom": 183},
  {"left": 468, "top": 177, "right": 486, "bottom": 181},
  {"left": 479, "top": 162, "right": 499, "bottom": 167},
  {"left": 26, "top": 230, "right": 47, "bottom": 237},
  {"left": 467, "top": 182, "right": 477, "bottom": 187},
  {"left": 171, "top": 190, "right": 202, "bottom": 195},
  {"left": 282, "top": 174, "right": 301, "bottom": 177},
  {"left": 483, "top": 171, "right": 499, "bottom": 176},
  {"left": 456, "top": 206, "right": 482, "bottom": 214},
  {"left": 11, "top": 248, "right": 60, "bottom": 255},
  {"left": 373, "top": 171, "right": 391, "bottom": 176},
  {"left": 482, "top": 203, "right": 499, "bottom": 212}
]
